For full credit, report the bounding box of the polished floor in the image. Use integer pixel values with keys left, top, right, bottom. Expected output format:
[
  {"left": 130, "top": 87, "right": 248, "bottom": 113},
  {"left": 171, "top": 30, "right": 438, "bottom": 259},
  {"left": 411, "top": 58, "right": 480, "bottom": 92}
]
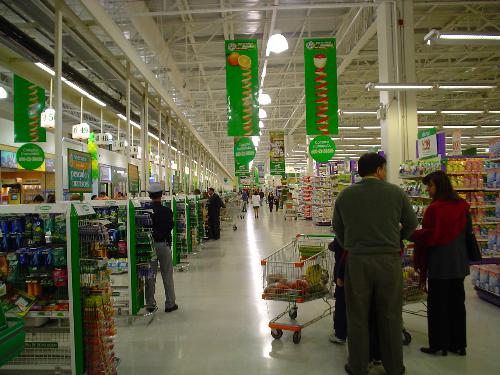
[{"left": 116, "top": 206, "right": 499, "bottom": 375}]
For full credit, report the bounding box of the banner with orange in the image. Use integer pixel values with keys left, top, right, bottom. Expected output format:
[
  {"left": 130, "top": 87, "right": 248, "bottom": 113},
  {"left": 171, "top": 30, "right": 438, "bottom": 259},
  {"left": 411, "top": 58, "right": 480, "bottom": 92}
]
[{"left": 68, "top": 149, "right": 92, "bottom": 193}]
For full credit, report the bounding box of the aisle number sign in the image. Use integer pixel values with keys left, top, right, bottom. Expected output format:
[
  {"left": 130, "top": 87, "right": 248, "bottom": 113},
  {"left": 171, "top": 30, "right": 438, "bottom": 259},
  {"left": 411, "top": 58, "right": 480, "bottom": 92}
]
[
  {"left": 68, "top": 149, "right": 92, "bottom": 193},
  {"left": 418, "top": 128, "right": 438, "bottom": 160},
  {"left": 304, "top": 38, "right": 339, "bottom": 135},
  {"left": 225, "top": 40, "right": 259, "bottom": 136},
  {"left": 309, "top": 135, "right": 336, "bottom": 163}
]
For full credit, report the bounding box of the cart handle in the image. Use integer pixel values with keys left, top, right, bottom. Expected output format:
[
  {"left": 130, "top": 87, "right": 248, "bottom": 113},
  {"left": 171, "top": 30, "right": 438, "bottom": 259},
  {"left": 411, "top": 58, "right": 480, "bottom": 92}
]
[{"left": 295, "top": 233, "right": 335, "bottom": 239}]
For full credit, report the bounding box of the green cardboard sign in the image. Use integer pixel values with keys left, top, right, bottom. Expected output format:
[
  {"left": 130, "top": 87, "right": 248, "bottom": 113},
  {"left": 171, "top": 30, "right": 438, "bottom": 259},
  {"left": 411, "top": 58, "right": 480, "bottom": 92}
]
[
  {"left": 234, "top": 137, "right": 256, "bottom": 164},
  {"left": 269, "top": 131, "right": 285, "bottom": 176},
  {"left": 128, "top": 163, "right": 140, "bottom": 193},
  {"left": 13, "top": 75, "right": 46, "bottom": 142},
  {"left": 225, "top": 40, "right": 259, "bottom": 136},
  {"left": 67, "top": 149, "right": 92, "bottom": 193},
  {"left": 304, "top": 38, "right": 338, "bottom": 136},
  {"left": 16, "top": 143, "right": 45, "bottom": 170},
  {"left": 309, "top": 135, "right": 336, "bottom": 162}
]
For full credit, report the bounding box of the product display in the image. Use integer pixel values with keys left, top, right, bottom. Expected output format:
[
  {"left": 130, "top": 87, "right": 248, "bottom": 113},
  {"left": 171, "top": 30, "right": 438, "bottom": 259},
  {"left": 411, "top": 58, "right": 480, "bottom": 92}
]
[
  {"left": 399, "top": 158, "right": 443, "bottom": 179},
  {"left": 298, "top": 176, "right": 313, "bottom": 220},
  {"left": 470, "top": 264, "right": 500, "bottom": 306},
  {"left": 311, "top": 175, "right": 337, "bottom": 226}
]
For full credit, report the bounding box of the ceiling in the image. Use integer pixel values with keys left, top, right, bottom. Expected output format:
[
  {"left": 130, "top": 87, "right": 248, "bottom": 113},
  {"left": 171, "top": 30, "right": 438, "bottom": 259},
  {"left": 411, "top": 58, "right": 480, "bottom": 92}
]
[{"left": 1, "top": 0, "right": 499, "bottom": 174}]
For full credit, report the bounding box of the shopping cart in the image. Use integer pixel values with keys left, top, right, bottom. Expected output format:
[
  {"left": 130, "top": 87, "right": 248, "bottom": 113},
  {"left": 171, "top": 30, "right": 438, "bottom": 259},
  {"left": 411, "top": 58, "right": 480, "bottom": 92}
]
[
  {"left": 401, "top": 243, "right": 427, "bottom": 345},
  {"left": 261, "top": 234, "right": 334, "bottom": 344},
  {"left": 284, "top": 200, "right": 298, "bottom": 221},
  {"left": 221, "top": 196, "right": 244, "bottom": 231}
]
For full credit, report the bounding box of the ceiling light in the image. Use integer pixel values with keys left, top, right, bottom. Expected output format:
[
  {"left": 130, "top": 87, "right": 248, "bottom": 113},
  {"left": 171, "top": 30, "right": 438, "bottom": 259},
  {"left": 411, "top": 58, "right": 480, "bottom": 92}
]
[
  {"left": 418, "top": 126, "right": 435, "bottom": 129},
  {"left": 359, "top": 145, "right": 381, "bottom": 147},
  {"left": 366, "top": 82, "right": 433, "bottom": 91},
  {"left": 481, "top": 125, "right": 500, "bottom": 128},
  {"left": 267, "top": 33, "right": 288, "bottom": 55},
  {"left": 487, "top": 110, "right": 500, "bottom": 114},
  {"left": 35, "top": 62, "right": 106, "bottom": 107},
  {"left": 335, "top": 153, "right": 357, "bottom": 156},
  {"left": 443, "top": 125, "right": 478, "bottom": 129},
  {"left": 345, "top": 149, "right": 368, "bottom": 152},
  {"left": 252, "top": 136, "right": 260, "bottom": 146},
  {"left": 417, "top": 110, "right": 437, "bottom": 114},
  {"left": 364, "top": 126, "right": 381, "bottom": 129},
  {"left": 474, "top": 135, "right": 499, "bottom": 139},
  {"left": 259, "top": 121, "right": 265, "bottom": 129},
  {"left": 446, "top": 136, "right": 471, "bottom": 139},
  {"left": 441, "top": 110, "right": 484, "bottom": 115},
  {"left": 344, "top": 137, "right": 375, "bottom": 140},
  {"left": 424, "top": 29, "right": 500, "bottom": 45},
  {"left": 259, "top": 108, "right": 267, "bottom": 119},
  {"left": 117, "top": 114, "right": 141, "bottom": 129},
  {"left": 338, "top": 126, "right": 360, "bottom": 130},
  {"left": 258, "top": 93, "right": 271, "bottom": 105},
  {"left": 0, "top": 87, "right": 7, "bottom": 99},
  {"left": 148, "top": 132, "right": 159, "bottom": 140},
  {"left": 438, "top": 84, "right": 497, "bottom": 90},
  {"left": 342, "top": 110, "right": 377, "bottom": 115}
]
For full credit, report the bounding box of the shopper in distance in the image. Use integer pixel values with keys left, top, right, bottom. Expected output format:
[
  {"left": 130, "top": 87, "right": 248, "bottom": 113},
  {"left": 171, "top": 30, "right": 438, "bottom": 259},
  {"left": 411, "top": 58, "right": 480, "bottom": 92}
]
[
  {"left": 411, "top": 171, "right": 471, "bottom": 357},
  {"left": 144, "top": 183, "right": 178, "bottom": 313},
  {"left": 333, "top": 153, "right": 418, "bottom": 375},
  {"left": 207, "top": 187, "right": 225, "bottom": 240}
]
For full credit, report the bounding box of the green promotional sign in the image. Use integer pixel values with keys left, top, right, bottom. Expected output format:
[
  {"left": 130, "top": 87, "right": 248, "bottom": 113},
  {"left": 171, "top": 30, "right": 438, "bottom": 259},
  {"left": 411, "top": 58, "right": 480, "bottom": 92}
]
[
  {"left": 234, "top": 137, "right": 256, "bottom": 164},
  {"left": 269, "top": 131, "right": 285, "bottom": 176},
  {"left": 309, "top": 135, "right": 336, "bottom": 162},
  {"left": 128, "top": 163, "right": 140, "bottom": 193},
  {"left": 235, "top": 161, "right": 250, "bottom": 177},
  {"left": 304, "top": 38, "right": 338, "bottom": 136},
  {"left": 67, "top": 149, "right": 92, "bottom": 193},
  {"left": 13, "top": 75, "right": 46, "bottom": 142},
  {"left": 16, "top": 143, "right": 45, "bottom": 170},
  {"left": 418, "top": 128, "right": 436, "bottom": 139},
  {"left": 225, "top": 40, "right": 259, "bottom": 136}
]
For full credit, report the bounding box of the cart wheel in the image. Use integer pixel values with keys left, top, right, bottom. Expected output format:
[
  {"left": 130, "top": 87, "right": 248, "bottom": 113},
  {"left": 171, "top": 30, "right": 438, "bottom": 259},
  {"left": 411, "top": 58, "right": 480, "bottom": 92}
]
[
  {"left": 293, "top": 331, "right": 301, "bottom": 344},
  {"left": 289, "top": 307, "right": 298, "bottom": 320},
  {"left": 233, "top": 225, "right": 237, "bottom": 231},
  {"left": 271, "top": 329, "right": 283, "bottom": 340},
  {"left": 402, "top": 329, "right": 412, "bottom": 346}
]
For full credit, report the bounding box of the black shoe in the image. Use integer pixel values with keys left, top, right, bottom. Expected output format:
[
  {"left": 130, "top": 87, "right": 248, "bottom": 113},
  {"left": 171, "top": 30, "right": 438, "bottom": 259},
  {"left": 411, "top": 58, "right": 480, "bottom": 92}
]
[
  {"left": 450, "top": 348, "right": 466, "bottom": 356},
  {"left": 146, "top": 305, "right": 158, "bottom": 313},
  {"left": 165, "top": 304, "right": 178, "bottom": 313},
  {"left": 420, "top": 347, "right": 447, "bottom": 356}
]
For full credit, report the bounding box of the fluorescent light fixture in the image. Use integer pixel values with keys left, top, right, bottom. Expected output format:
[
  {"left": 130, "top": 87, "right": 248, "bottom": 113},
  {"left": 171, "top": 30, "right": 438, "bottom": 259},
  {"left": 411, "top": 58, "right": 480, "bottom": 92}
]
[
  {"left": 338, "top": 126, "right": 361, "bottom": 130},
  {"left": 417, "top": 110, "right": 437, "bottom": 114},
  {"left": 364, "top": 126, "right": 381, "bottom": 129},
  {"left": 35, "top": 62, "right": 106, "bottom": 107},
  {"left": 267, "top": 33, "right": 288, "bottom": 54},
  {"left": 424, "top": 29, "right": 500, "bottom": 45},
  {"left": 441, "top": 110, "right": 484, "bottom": 115},
  {"left": 481, "top": 125, "right": 500, "bottom": 128},
  {"left": 171, "top": 146, "right": 178, "bottom": 152},
  {"left": 366, "top": 82, "right": 433, "bottom": 91},
  {"left": 342, "top": 110, "right": 377, "bottom": 115},
  {"left": 259, "top": 108, "right": 267, "bottom": 119},
  {"left": 252, "top": 136, "right": 260, "bottom": 147},
  {"left": 335, "top": 153, "right": 357, "bottom": 157},
  {"left": 258, "top": 92, "right": 271, "bottom": 105},
  {"left": 359, "top": 145, "right": 381, "bottom": 147},
  {"left": 148, "top": 132, "right": 159, "bottom": 141},
  {"left": 487, "top": 110, "right": 500, "bottom": 114},
  {"left": 443, "top": 125, "right": 478, "bottom": 129},
  {"left": 438, "top": 84, "right": 497, "bottom": 90},
  {"left": 117, "top": 114, "right": 141, "bottom": 129},
  {"left": 0, "top": 86, "right": 7, "bottom": 99},
  {"left": 474, "top": 135, "right": 499, "bottom": 139},
  {"left": 446, "top": 136, "right": 471, "bottom": 139},
  {"left": 418, "top": 126, "right": 436, "bottom": 129},
  {"left": 345, "top": 149, "right": 368, "bottom": 152},
  {"left": 344, "top": 137, "right": 375, "bottom": 140},
  {"left": 161, "top": 140, "right": 166, "bottom": 145},
  {"left": 259, "top": 121, "right": 265, "bottom": 129}
]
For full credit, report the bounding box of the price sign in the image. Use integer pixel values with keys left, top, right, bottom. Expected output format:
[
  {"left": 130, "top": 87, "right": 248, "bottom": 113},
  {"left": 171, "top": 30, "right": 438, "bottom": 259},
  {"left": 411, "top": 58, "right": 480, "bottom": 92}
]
[
  {"left": 417, "top": 128, "right": 438, "bottom": 159},
  {"left": 72, "top": 123, "right": 90, "bottom": 140},
  {"left": 72, "top": 202, "right": 95, "bottom": 216},
  {"left": 41, "top": 108, "right": 56, "bottom": 129},
  {"left": 130, "top": 145, "right": 141, "bottom": 158},
  {"left": 451, "top": 130, "right": 462, "bottom": 156},
  {"left": 112, "top": 139, "right": 127, "bottom": 151},
  {"left": 95, "top": 132, "right": 113, "bottom": 145}
]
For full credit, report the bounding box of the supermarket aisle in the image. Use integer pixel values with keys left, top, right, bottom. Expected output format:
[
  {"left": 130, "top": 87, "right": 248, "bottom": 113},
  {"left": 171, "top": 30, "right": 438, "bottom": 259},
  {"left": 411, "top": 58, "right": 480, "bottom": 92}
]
[{"left": 115, "top": 207, "right": 499, "bottom": 375}]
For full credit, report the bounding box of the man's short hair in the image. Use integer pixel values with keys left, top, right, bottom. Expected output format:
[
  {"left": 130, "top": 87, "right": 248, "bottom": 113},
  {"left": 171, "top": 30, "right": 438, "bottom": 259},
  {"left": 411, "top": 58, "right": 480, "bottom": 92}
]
[
  {"left": 149, "top": 191, "right": 162, "bottom": 200},
  {"left": 358, "top": 153, "right": 387, "bottom": 177},
  {"left": 208, "top": 187, "right": 215, "bottom": 193}
]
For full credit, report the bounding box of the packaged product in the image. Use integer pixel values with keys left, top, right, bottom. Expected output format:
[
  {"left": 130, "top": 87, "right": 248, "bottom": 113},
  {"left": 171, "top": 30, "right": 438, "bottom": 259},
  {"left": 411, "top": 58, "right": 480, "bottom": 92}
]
[
  {"left": 479, "top": 266, "right": 490, "bottom": 286},
  {"left": 488, "top": 268, "right": 500, "bottom": 293},
  {"left": 470, "top": 265, "right": 480, "bottom": 285}
]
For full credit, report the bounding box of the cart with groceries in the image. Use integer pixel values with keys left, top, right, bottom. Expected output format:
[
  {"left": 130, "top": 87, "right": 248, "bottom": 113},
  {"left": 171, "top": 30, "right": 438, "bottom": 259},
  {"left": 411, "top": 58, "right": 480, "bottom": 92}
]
[
  {"left": 401, "top": 243, "right": 427, "bottom": 345},
  {"left": 284, "top": 199, "right": 298, "bottom": 221},
  {"left": 261, "top": 234, "right": 334, "bottom": 344}
]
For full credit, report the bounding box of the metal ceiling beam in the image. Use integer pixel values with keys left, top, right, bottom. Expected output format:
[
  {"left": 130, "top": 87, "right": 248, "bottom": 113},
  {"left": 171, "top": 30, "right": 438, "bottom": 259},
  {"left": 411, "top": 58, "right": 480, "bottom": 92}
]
[{"left": 80, "top": 0, "right": 232, "bottom": 180}]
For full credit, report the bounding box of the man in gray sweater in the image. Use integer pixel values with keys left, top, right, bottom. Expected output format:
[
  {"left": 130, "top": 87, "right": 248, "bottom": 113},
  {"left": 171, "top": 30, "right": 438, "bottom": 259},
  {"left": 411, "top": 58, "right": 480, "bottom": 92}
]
[{"left": 333, "top": 153, "right": 418, "bottom": 375}]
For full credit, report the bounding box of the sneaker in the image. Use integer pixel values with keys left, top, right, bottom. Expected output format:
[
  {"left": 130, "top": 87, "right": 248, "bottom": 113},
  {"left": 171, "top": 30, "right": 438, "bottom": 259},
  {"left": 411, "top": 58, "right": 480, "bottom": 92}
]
[
  {"left": 329, "top": 333, "right": 346, "bottom": 345},
  {"left": 165, "top": 304, "right": 178, "bottom": 313},
  {"left": 146, "top": 305, "right": 158, "bottom": 313}
]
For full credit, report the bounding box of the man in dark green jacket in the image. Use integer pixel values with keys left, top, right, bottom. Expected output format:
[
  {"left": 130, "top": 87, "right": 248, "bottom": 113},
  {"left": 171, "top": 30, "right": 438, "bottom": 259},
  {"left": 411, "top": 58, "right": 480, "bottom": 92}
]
[{"left": 333, "top": 153, "right": 418, "bottom": 375}]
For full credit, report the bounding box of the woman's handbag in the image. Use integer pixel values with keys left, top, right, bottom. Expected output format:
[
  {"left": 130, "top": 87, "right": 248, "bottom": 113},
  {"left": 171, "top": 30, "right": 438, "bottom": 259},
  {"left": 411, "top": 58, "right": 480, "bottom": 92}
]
[{"left": 465, "top": 212, "right": 482, "bottom": 262}]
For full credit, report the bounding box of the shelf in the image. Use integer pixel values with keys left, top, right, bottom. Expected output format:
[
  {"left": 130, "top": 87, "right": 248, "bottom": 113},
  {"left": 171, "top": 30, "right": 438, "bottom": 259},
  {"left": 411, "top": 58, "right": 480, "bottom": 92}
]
[
  {"left": 447, "top": 172, "right": 485, "bottom": 176},
  {"left": 455, "top": 188, "right": 485, "bottom": 191},
  {"left": 484, "top": 188, "right": 500, "bottom": 192},
  {"left": 23, "top": 310, "right": 70, "bottom": 319},
  {"left": 475, "top": 286, "right": 500, "bottom": 307},
  {"left": 408, "top": 195, "right": 432, "bottom": 200},
  {"left": 476, "top": 239, "right": 489, "bottom": 242},
  {"left": 470, "top": 205, "right": 496, "bottom": 209},
  {"left": 472, "top": 221, "right": 498, "bottom": 226},
  {"left": 399, "top": 175, "right": 424, "bottom": 180},
  {"left": 490, "top": 157, "right": 500, "bottom": 163}
]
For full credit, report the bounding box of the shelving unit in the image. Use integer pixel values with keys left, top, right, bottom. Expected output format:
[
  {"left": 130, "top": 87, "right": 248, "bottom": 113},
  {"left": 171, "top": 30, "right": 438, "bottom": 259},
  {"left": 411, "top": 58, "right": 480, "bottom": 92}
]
[
  {"left": 298, "top": 176, "right": 312, "bottom": 220},
  {"left": 0, "top": 203, "right": 75, "bottom": 373},
  {"left": 311, "top": 176, "right": 338, "bottom": 226}
]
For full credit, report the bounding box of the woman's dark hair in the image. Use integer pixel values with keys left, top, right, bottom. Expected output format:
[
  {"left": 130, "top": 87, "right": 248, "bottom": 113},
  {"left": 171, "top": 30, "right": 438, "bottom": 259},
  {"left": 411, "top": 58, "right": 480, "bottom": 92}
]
[
  {"left": 423, "top": 170, "right": 459, "bottom": 201},
  {"left": 358, "top": 153, "right": 387, "bottom": 177}
]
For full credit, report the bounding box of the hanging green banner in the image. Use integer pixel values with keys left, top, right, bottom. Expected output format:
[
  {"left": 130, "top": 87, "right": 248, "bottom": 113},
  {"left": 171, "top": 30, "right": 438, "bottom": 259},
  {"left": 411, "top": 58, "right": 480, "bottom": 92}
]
[
  {"left": 234, "top": 137, "right": 256, "bottom": 164},
  {"left": 304, "top": 38, "right": 339, "bottom": 136},
  {"left": 16, "top": 143, "right": 45, "bottom": 170},
  {"left": 68, "top": 149, "right": 92, "bottom": 193},
  {"left": 128, "top": 163, "right": 140, "bottom": 193},
  {"left": 309, "top": 135, "right": 336, "bottom": 162},
  {"left": 269, "top": 131, "right": 285, "bottom": 176},
  {"left": 13, "top": 75, "right": 46, "bottom": 142},
  {"left": 225, "top": 40, "right": 259, "bottom": 136},
  {"left": 234, "top": 161, "right": 250, "bottom": 177}
]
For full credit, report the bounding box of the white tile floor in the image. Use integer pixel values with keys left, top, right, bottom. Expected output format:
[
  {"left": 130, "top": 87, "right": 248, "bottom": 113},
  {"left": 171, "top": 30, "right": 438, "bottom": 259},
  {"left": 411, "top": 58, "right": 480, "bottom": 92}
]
[{"left": 115, "top": 206, "right": 499, "bottom": 375}]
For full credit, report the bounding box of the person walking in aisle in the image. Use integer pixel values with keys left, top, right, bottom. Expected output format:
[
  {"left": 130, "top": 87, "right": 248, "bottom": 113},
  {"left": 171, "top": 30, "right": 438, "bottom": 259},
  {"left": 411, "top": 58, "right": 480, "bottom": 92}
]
[
  {"left": 333, "top": 153, "right": 418, "bottom": 375},
  {"left": 274, "top": 194, "right": 280, "bottom": 211},
  {"left": 411, "top": 171, "right": 470, "bottom": 357},
  {"left": 241, "top": 189, "right": 249, "bottom": 213},
  {"left": 144, "top": 183, "right": 177, "bottom": 313},
  {"left": 207, "top": 187, "right": 225, "bottom": 240},
  {"left": 251, "top": 190, "right": 261, "bottom": 218},
  {"left": 259, "top": 190, "right": 265, "bottom": 206},
  {"left": 268, "top": 192, "right": 275, "bottom": 212}
]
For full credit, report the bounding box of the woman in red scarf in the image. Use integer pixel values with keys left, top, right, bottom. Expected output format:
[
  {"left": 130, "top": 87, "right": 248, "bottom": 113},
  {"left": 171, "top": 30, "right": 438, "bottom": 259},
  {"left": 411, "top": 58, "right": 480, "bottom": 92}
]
[{"left": 411, "top": 171, "right": 469, "bottom": 357}]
